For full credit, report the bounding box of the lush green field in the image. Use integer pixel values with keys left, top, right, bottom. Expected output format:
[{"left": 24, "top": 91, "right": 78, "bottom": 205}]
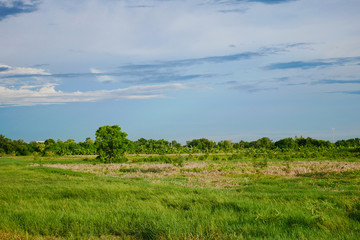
[{"left": 0, "top": 156, "right": 360, "bottom": 239}]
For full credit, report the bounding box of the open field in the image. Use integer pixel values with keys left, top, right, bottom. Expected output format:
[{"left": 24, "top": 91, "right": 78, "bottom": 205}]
[{"left": 1, "top": 156, "right": 360, "bottom": 239}]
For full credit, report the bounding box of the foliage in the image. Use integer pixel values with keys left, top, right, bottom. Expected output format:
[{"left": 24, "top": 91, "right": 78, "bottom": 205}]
[
  {"left": 274, "top": 137, "right": 297, "bottom": 149},
  {"left": 1, "top": 133, "right": 360, "bottom": 159},
  {"left": 186, "top": 138, "right": 217, "bottom": 152},
  {"left": 95, "top": 125, "right": 130, "bottom": 163}
]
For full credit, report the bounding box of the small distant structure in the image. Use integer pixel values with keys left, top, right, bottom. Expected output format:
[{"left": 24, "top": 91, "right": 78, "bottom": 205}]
[{"left": 35, "top": 141, "right": 45, "bottom": 143}]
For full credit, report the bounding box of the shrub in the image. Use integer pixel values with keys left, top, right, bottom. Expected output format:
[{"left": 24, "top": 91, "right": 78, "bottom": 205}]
[
  {"left": 174, "top": 156, "right": 185, "bottom": 167},
  {"left": 45, "top": 151, "right": 55, "bottom": 157}
]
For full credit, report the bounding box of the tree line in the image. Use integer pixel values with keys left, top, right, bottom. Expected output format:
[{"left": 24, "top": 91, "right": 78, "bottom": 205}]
[{"left": 1, "top": 127, "right": 359, "bottom": 157}]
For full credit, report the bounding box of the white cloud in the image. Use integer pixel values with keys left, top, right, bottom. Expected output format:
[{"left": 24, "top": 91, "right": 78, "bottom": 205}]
[
  {"left": 0, "top": 0, "right": 37, "bottom": 6},
  {"left": 0, "top": 82, "right": 189, "bottom": 107},
  {"left": 90, "top": 68, "right": 115, "bottom": 83},
  {"left": 1, "top": 0, "right": 360, "bottom": 65},
  {"left": 0, "top": 64, "right": 50, "bottom": 76}
]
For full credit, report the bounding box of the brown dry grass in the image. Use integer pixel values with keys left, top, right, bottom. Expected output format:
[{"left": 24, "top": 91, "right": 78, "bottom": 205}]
[
  {"left": 0, "top": 230, "right": 26, "bottom": 240},
  {"left": 37, "top": 161, "right": 360, "bottom": 189},
  {"left": 0, "top": 230, "right": 62, "bottom": 240},
  {"left": 0, "top": 230, "right": 129, "bottom": 240}
]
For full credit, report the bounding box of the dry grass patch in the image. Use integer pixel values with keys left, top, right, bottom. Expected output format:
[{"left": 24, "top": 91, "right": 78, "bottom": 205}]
[{"left": 38, "top": 161, "right": 360, "bottom": 188}]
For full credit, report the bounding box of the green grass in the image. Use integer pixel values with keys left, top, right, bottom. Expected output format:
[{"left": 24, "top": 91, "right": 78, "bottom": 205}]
[{"left": 0, "top": 157, "right": 360, "bottom": 239}]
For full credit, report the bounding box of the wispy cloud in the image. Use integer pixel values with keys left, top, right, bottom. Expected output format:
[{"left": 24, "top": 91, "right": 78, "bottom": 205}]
[
  {"left": 0, "top": 64, "right": 51, "bottom": 87},
  {"left": 220, "top": 80, "right": 238, "bottom": 85},
  {"left": 246, "top": 0, "right": 296, "bottom": 4},
  {"left": 0, "top": 64, "right": 50, "bottom": 76},
  {"left": 120, "top": 52, "right": 262, "bottom": 71},
  {"left": 3, "top": 45, "right": 304, "bottom": 86},
  {"left": 123, "top": 73, "right": 215, "bottom": 84},
  {"left": 0, "top": 43, "right": 309, "bottom": 86},
  {"left": 0, "top": 0, "right": 40, "bottom": 21},
  {"left": 265, "top": 56, "right": 360, "bottom": 70},
  {"left": 125, "top": 5, "right": 156, "bottom": 9},
  {"left": 229, "top": 83, "right": 278, "bottom": 93},
  {"left": 0, "top": 67, "right": 214, "bottom": 86},
  {"left": 211, "top": 0, "right": 297, "bottom": 15},
  {"left": 120, "top": 44, "right": 306, "bottom": 71},
  {"left": 213, "top": 0, "right": 296, "bottom": 5},
  {"left": 275, "top": 77, "right": 289, "bottom": 82},
  {"left": 266, "top": 61, "right": 333, "bottom": 70},
  {"left": 0, "top": 63, "right": 197, "bottom": 107},
  {"left": 344, "top": 90, "right": 360, "bottom": 95},
  {"left": 218, "top": 8, "right": 247, "bottom": 13},
  {"left": 312, "top": 79, "right": 360, "bottom": 85},
  {"left": 90, "top": 68, "right": 116, "bottom": 84},
  {"left": 0, "top": 42, "right": 313, "bottom": 88},
  {"left": 0, "top": 66, "right": 10, "bottom": 72},
  {"left": 222, "top": 79, "right": 278, "bottom": 93},
  {"left": 332, "top": 90, "right": 360, "bottom": 95},
  {"left": 0, "top": 83, "right": 190, "bottom": 107}
]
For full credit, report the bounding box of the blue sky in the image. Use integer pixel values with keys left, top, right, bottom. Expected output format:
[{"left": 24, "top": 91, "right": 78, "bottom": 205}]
[{"left": 1, "top": 0, "right": 360, "bottom": 143}]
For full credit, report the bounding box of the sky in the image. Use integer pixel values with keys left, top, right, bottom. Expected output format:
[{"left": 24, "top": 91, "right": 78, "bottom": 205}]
[{"left": 0, "top": 0, "right": 360, "bottom": 143}]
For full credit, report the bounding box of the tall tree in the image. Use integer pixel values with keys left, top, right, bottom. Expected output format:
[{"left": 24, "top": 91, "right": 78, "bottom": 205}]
[
  {"left": 95, "top": 125, "right": 129, "bottom": 163},
  {"left": 274, "top": 137, "right": 296, "bottom": 149}
]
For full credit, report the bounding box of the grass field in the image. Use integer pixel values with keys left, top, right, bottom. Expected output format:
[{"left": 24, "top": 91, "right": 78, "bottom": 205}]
[{"left": 0, "top": 155, "right": 360, "bottom": 239}]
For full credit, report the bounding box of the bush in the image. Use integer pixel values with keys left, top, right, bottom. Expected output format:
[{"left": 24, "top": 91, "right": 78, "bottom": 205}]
[
  {"left": 44, "top": 151, "right": 55, "bottom": 157},
  {"left": 198, "top": 154, "right": 209, "bottom": 161},
  {"left": 174, "top": 156, "right": 185, "bottom": 167}
]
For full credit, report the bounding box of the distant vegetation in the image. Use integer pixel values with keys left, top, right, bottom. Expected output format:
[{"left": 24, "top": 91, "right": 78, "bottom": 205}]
[{"left": 1, "top": 125, "right": 359, "bottom": 161}]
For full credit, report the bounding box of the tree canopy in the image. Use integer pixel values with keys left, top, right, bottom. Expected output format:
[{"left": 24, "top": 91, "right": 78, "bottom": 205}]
[
  {"left": 95, "top": 125, "right": 129, "bottom": 163},
  {"left": 1, "top": 131, "right": 359, "bottom": 158}
]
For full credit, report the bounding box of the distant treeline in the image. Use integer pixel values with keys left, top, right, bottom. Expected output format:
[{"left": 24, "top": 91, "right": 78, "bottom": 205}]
[{"left": 0, "top": 134, "right": 359, "bottom": 156}]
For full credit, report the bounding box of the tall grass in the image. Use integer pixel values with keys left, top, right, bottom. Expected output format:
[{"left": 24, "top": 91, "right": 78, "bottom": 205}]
[{"left": 0, "top": 157, "right": 359, "bottom": 239}]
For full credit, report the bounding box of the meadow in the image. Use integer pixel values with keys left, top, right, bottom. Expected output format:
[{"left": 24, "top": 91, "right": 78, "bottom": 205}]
[{"left": 0, "top": 154, "right": 360, "bottom": 239}]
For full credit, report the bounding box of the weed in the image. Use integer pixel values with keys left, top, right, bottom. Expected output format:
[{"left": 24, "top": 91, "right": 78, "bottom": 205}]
[
  {"left": 253, "top": 159, "right": 268, "bottom": 169},
  {"left": 118, "top": 168, "right": 140, "bottom": 173},
  {"left": 180, "top": 168, "right": 204, "bottom": 173}
]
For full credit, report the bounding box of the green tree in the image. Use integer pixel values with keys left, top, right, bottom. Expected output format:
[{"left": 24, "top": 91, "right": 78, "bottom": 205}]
[
  {"left": 187, "top": 138, "right": 216, "bottom": 152},
  {"left": 255, "top": 137, "right": 273, "bottom": 149},
  {"left": 171, "top": 140, "right": 182, "bottom": 149},
  {"left": 274, "top": 137, "right": 296, "bottom": 149},
  {"left": 217, "top": 140, "right": 233, "bottom": 152},
  {"left": 95, "top": 125, "right": 129, "bottom": 163},
  {"left": 44, "top": 139, "right": 56, "bottom": 146}
]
